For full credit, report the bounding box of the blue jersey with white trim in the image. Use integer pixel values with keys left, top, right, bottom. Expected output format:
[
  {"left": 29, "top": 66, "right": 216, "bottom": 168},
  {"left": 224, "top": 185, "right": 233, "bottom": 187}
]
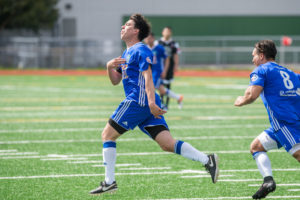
[
  {"left": 119, "top": 42, "right": 153, "bottom": 106},
  {"left": 149, "top": 44, "right": 167, "bottom": 85},
  {"left": 249, "top": 62, "right": 300, "bottom": 128}
]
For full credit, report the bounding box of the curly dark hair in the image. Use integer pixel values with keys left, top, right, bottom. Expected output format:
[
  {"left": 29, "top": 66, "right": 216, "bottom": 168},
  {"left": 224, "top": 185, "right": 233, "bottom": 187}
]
[
  {"left": 255, "top": 40, "right": 277, "bottom": 60},
  {"left": 130, "top": 14, "right": 151, "bottom": 41}
]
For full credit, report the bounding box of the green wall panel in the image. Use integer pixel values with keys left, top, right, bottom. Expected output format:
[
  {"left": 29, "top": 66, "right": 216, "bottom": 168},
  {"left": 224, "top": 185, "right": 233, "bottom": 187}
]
[{"left": 123, "top": 16, "right": 300, "bottom": 36}]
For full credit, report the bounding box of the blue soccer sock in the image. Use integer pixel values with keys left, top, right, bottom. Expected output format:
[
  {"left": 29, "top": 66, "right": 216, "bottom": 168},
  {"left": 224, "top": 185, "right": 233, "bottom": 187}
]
[
  {"left": 253, "top": 151, "right": 273, "bottom": 178},
  {"left": 103, "top": 141, "right": 117, "bottom": 184},
  {"left": 174, "top": 140, "right": 209, "bottom": 165}
]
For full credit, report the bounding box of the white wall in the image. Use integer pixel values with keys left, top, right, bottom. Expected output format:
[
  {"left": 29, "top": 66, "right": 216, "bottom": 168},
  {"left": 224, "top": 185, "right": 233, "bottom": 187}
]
[{"left": 57, "top": 0, "right": 300, "bottom": 60}]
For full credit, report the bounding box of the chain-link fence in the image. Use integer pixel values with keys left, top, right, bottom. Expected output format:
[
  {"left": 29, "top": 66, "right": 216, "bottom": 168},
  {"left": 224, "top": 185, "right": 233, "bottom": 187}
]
[
  {"left": 176, "top": 36, "right": 300, "bottom": 69},
  {"left": 1, "top": 36, "right": 300, "bottom": 69},
  {"left": 0, "top": 37, "right": 121, "bottom": 69}
]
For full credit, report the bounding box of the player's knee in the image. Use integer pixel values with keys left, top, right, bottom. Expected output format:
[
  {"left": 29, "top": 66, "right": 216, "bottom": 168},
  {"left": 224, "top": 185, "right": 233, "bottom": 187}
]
[
  {"left": 293, "top": 151, "right": 300, "bottom": 162},
  {"left": 159, "top": 143, "right": 174, "bottom": 152},
  {"left": 101, "top": 130, "right": 110, "bottom": 141},
  {"left": 101, "top": 126, "right": 116, "bottom": 141},
  {"left": 250, "top": 139, "right": 264, "bottom": 154},
  {"left": 294, "top": 155, "right": 300, "bottom": 163}
]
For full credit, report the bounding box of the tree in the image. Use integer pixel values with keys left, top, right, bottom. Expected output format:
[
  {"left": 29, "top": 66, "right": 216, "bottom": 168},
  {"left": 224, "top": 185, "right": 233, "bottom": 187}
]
[{"left": 0, "top": 0, "right": 59, "bottom": 32}]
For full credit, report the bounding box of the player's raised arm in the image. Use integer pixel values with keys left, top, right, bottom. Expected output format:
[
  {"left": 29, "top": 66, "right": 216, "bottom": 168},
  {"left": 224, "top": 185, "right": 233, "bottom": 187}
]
[
  {"left": 234, "top": 85, "right": 263, "bottom": 107},
  {"left": 143, "top": 66, "right": 166, "bottom": 118},
  {"left": 106, "top": 56, "right": 125, "bottom": 85}
]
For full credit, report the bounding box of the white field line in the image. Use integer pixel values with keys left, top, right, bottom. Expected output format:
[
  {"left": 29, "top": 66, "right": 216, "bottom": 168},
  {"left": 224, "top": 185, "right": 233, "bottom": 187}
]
[
  {"left": 92, "top": 163, "right": 142, "bottom": 167},
  {"left": 207, "top": 84, "right": 248, "bottom": 90},
  {"left": 67, "top": 160, "right": 102, "bottom": 164},
  {"left": 0, "top": 152, "right": 168, "bottom": 159},
  {"left": 181, "top": 175, "right": 233, "bottom": 178},
  {"left": 0, "top": 116, "right": 268, "bottom": 124},
  {"left": 249, "top": 183, "right": 300, "bottom": 187},
  {"left": 0, "top": 150, "right": 287, "bottom": 160},
  {"left": 0, "top": 118, "right": 108, "bottom": 124},
  {"left": 0, "top": 171, "right": 198, "bottom": 180},
  {"left": 222, "top": 168, "right": 299, "bottom": 172},
  {"left": 0, "top": 127, "right": 102, "bottom": 134},
  {"left": 153, "top": 195, "right": 300, "bottom": 200},
  {"left": 40, "top": 158, "right": 88, "bottom": 161},
  {"left": 0, "top": 85, "right": 113, "bottom": 95},
  {"left": 184, "top": 94, "right": 234, "bottom": 100},
  {"left": 117, "top": 167, "right": 171, "bottom": 171},
  {"left": 0, "top": 109, "right": 265, "bottom": 117},
  {"left": 0, "top": 124, "right": 269, "bottom": 134},
  {"left": 0, "top": 152, "right": 38, "bottom": 156},
  {"left": 179, "top": 168, "right": 300, "bottom": 174},
  {"left": 0, "top": 106, "right": 116, "bottom": 111},
  {"left": 0, "top": 136, "right": 262, "bottom": 145},
  {"left": 194, "top": 116, "right": 266, "bottom": 120},
  {"left": 288, "top": 189, "right": 300, "bottom": 192},
  {"left": 0, "top": 111, "right": 112, "bottom": 118},
  {"left": 0, "top": 169, "right": 299, "bottom": 181},
  {"left": 1, "top": 95, "right": 240, "bottom": 103},
  {"left": 0, "top": 149, "right": 17, "bottom": 152},
  {"left": 0, "top": 104, "right": 264, "bottom": 111},
  {"left": 218, "top": 179, "right": 261, "bottom": 182}
]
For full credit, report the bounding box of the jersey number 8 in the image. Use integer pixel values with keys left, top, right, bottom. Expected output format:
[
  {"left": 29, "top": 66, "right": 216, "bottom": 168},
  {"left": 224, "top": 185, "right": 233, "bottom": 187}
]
[{"left": 280, "top": 71, "right": 294, "bottom": 89}]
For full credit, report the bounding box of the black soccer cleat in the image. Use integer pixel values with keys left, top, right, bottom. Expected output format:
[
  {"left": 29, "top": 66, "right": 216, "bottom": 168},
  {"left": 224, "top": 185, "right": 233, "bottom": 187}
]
[
  {"left": 90, "top": 181, "right": 118, "bottom": 195},
  {"left": 205, "top": 153, "right": 219, "bottom": 184},
  {"left": 252, "top": 176, "right": 276, "bottom": 199}
]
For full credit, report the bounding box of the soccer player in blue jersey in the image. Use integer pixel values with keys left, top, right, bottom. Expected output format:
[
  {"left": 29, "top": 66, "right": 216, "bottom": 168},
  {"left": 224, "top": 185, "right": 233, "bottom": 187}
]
[
  {"left": 235, "top": 40, "right": 300, "bottom": 199},
  {"left": 158, "top": 27, "right": 181, "bottom": 110},
  {"left": 144, "top": 32, "right": 184, "bottom": 109},
  {"left": 90, "top": 14, "right": 219, "bottom": 195}
]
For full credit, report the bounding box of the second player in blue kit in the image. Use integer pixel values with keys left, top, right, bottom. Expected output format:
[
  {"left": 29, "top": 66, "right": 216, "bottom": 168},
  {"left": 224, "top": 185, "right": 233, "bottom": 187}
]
[
  {"left": 235, "top": 40, "right": 300, "bottom": 199},
  {"left": 144, "top": 32, "right": 183, "bottom": 110}
]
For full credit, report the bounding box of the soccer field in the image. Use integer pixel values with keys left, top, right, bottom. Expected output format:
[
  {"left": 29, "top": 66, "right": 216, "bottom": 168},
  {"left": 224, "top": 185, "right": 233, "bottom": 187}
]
[{"left": 0, "top": 74, "right": 299, "bottom": 200}]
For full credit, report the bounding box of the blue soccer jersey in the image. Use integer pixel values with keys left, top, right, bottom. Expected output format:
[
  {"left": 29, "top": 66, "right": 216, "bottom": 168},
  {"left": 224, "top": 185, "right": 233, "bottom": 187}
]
[
  {"left": 111, "top": 42, "right": 169, "bottom": 137},
  {"left": 119, "top": 42, "right": 153, "bottom": 106},
  {"left": 148, "top": 44, "right": 167, "bottom": 88},
  {"left": 249, "top": 62, "right": 300, "bottom": 128}
]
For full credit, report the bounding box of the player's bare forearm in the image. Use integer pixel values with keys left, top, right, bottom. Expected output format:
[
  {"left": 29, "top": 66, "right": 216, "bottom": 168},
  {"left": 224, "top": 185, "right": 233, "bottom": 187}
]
[
  {"left": 143, "top": 66, "right": 166, "bottom": 118},
  {"left": 143, "top": 67, "right": 156, "bottom": 105},
  {"left": 234, "top": 85, "right": 263, "bottom": 107},
  {"left": 106, "top": 57, "right": 125, "bottom": 85}
]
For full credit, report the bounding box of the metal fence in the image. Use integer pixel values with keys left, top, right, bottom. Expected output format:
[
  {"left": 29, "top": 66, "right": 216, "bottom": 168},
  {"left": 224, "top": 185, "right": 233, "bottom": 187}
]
[
  {"left": 176, "top": 36, "right": 300, "bottom": 68},
  {"left": 1, "top": 36, "right": 300, "bottom": 69},
  {"left": 0, "top": 37, "right": 120, "bottom": 69}
]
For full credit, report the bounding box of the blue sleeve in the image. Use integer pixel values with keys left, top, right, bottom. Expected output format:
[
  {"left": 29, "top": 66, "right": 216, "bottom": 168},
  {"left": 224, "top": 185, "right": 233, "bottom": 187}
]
[
  {"left": 138, "top": 50, "right": 153, "bottom": 72},
  {"left": 249, "top": 67, "right": 265, "bottom": 87}
]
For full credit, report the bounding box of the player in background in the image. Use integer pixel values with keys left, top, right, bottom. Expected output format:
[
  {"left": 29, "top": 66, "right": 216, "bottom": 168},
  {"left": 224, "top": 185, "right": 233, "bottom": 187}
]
[
  {"left": 144, "top": 32, "right": 183, "bottom": 109},
  {"left": 90, "top": 14, "right": 219, "bottom": 195},
  {"left": 158, "top": 26, "right": 182, "bottom": 110},
  {"left": 234, "top": 40, "right": 300, "bottom": 199}
]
